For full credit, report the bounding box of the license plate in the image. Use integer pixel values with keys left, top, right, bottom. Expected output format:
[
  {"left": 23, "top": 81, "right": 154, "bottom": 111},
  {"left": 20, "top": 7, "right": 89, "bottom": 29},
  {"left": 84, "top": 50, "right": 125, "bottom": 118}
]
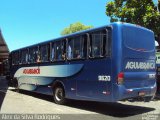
[{"left": 139, "top": 92, "right": 145, "bottom": 96}]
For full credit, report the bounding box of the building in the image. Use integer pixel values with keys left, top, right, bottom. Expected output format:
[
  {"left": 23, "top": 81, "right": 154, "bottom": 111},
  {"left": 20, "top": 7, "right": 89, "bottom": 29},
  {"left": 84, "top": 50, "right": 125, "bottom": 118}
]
[{"left": 0, "top": 30, "right": 9, "bottom": 75}]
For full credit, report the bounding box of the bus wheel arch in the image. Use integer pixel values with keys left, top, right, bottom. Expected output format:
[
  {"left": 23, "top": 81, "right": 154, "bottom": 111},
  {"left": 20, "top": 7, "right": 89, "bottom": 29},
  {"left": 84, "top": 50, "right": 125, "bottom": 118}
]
[{"left": 52, "top": 81, "right": 66, "bottom": 105}]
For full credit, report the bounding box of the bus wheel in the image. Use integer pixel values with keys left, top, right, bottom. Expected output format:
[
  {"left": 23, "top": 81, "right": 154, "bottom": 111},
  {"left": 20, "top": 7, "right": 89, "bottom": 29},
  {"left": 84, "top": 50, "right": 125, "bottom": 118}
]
[{"left": 53, "top": 86, "right": 66, "bottom": 105}]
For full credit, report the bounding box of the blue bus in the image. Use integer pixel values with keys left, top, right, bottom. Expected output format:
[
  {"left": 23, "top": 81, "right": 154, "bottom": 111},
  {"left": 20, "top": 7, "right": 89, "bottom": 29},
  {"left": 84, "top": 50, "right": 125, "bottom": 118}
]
[{"left": 9, "top": 22, "right": 156, "bottom": 104}]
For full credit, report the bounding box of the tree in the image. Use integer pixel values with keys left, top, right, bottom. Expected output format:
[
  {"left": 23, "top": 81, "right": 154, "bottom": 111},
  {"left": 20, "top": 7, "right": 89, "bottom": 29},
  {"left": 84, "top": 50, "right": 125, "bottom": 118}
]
[
  {"left": 61, "top": 22, "right": 93, "bottom": 35},
  {"left": 106, "top": 0, "right": 160, "bottom": 45}
]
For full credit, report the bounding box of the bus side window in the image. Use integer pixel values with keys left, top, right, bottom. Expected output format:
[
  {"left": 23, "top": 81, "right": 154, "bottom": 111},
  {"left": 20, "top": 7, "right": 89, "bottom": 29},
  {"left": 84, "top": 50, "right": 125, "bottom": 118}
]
[
  {"left": 107, "top": 28, "right": 112, "bottom": 56},
  {"left": 89, "top": 29, "right": 109, "bottom": 58},
  {"left": 67, "top": 36, "right": 84, "bottom": 60},
  {"left": 12, "top": 53, "right": 15, "bottom": 65},
  {"left": 55, "top": 40, "right": 66, "bottom": 61},
  {"left": 21, "top": 49, "right": 28, "bottom": 64},
  {"left": 67, "top": 39, "right": 73, "bottom": 59},
  {"left": 83, "top": 35, "right": 88, "bottom": 59},
  {"left": 29, "top": 47, "right": 38, "bottom": 63},
  {"left": 40, "top": 44, "right": 49, "bottom": 62},
  {"left": 51, "top": 43, "right": 55, "bottom": 61},
  {"left": 90, "top": 31, "right": 102, "bottom": 58},
  {"left": 12, "top": 51, "right": 19, "bottom": 65},
  {"left": 102, "top": 29, "right": 109, "bottom": 56}
]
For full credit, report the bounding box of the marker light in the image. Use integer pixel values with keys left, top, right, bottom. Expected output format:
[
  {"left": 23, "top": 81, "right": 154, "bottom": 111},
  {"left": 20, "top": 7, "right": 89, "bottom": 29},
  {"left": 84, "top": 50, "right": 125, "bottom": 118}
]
[{"left": 117, "top": 72, "right": 124, "bottom": 85}]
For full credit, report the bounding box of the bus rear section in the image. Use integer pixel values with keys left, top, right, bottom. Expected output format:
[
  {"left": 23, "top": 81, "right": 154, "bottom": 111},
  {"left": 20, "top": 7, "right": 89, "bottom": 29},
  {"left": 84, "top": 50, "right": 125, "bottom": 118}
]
[{"left": 113, "top": 24, "right": 156, "bottom": 101}]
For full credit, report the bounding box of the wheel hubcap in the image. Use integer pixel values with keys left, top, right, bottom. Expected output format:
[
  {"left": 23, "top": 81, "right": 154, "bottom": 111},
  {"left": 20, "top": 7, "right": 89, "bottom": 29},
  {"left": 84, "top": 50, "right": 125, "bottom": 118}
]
[{"left": 55, "top": 88, "right": 63, "bottom": 101}]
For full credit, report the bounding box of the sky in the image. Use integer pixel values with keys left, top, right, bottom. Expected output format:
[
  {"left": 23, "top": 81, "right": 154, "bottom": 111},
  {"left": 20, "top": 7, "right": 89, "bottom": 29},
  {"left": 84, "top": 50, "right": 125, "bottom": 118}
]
[
  {"left": 0, "top": 0, "right": 158, "bottom": 51},
  {"left": 0, "top": 0, "right": 112, "bottom": 51}
]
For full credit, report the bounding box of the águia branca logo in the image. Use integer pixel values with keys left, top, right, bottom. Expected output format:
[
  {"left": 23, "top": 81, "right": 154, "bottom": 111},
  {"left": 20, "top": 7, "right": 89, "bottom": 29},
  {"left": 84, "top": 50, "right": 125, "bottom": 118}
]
[{"left": 125, "top": 62, "right": 155, "bottom": 70}]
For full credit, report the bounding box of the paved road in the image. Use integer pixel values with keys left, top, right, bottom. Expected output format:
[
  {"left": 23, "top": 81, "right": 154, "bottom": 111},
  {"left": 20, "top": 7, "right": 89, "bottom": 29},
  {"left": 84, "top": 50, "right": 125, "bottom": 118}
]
[{"left": 0, "top": 76, "right": 160, "bottom": 120}]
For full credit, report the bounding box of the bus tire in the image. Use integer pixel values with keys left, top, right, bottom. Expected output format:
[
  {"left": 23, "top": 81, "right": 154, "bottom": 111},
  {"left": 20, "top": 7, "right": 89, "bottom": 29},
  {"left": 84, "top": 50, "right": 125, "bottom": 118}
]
[{"left": 53, "top": 86, "right": 66, "bottom": 105}]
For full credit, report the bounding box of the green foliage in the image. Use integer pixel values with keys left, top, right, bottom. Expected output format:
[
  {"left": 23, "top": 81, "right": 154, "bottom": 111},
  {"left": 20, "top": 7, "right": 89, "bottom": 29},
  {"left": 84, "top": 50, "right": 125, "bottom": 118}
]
[
  {"left": 61, "top": 22, "right": 93, "bottom": 35},
  {"left": 106, "top": 0, "right": 160, "bottom": 39}
]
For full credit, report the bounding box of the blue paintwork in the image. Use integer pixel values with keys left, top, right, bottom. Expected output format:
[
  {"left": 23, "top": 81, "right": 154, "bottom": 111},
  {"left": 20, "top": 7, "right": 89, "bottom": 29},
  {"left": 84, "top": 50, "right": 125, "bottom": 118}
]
[
  {"left": 10, "top": 22, "right": 156, "bottom": 102},
  {"left": 16, "top": 64, "right": 83, "bottom": 91},
  {"left": 110, "top": 23, "right": 156, "bottom": 101}
]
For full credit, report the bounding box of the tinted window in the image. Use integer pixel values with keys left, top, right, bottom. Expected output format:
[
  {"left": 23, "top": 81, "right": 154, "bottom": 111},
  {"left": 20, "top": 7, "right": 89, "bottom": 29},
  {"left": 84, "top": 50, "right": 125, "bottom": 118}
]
[
  {"left": 12, "top": 52, "right": 19, "bottom": 65},
  {"left": 29, "top": 47, "right": 38, "bottom": 63},
  {"left": 21, "top": 49, "right": 28, "bottom": 64},
  {"left": 123, "top": 26, "right": 154, "bottom": 51},
  {"left": 67, "top": 36, "right": 85, "bottom": 60},
  {"left": 40, "top": 44, "right": 49, "bottom": 62},
  {"left": 107, "top": 29, "right": 112, "bottom": 56},
  {"left": 51, "top": 43, "right": 55, "bottom": 61},
  {"left": 89, "top": 29, "right": 109, "bottom": 58},
  {"left": 55, "top": 40, "right": 66, "bottom": 61}
]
